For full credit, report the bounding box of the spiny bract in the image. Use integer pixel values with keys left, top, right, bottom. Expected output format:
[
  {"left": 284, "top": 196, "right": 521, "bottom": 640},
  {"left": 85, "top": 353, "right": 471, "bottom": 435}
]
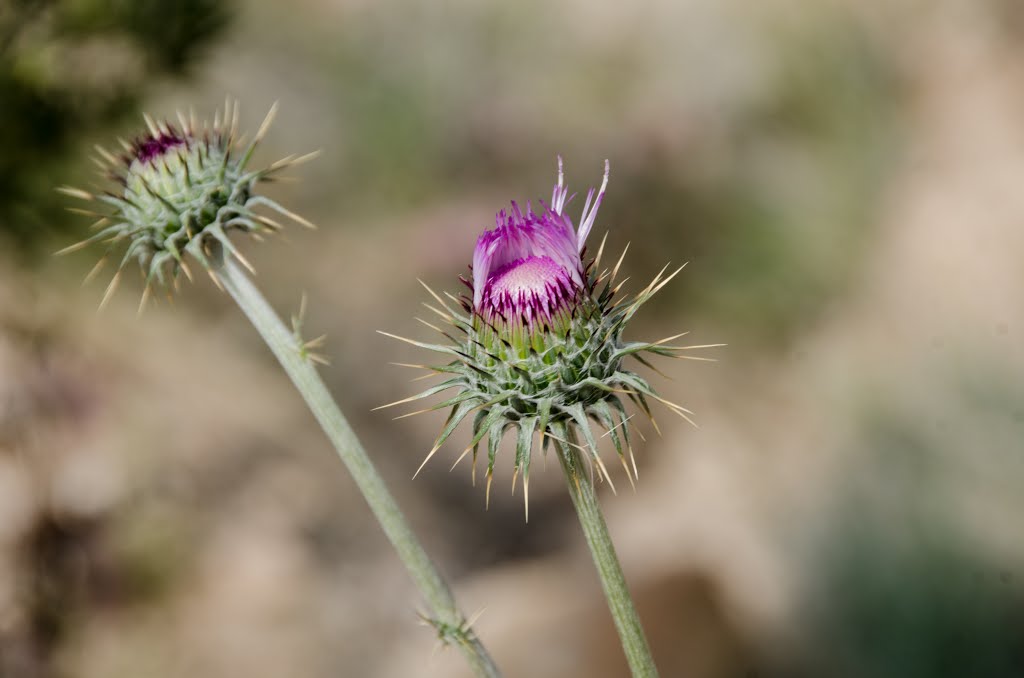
[
  {"left": 381, "top": 158, "right": 721, "bottom": 518},
  {"left": 58, "top": 100, "right": 316, "bottom": 309}
]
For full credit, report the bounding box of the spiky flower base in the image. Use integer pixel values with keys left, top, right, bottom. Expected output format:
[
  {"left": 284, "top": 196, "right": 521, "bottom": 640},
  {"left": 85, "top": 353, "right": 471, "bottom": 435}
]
[
  {"left": 385, "top": 239, "right": 715, "bottom": 517},
  {"left": 58, "top": 101, "right": 317, "bottom": 309}
]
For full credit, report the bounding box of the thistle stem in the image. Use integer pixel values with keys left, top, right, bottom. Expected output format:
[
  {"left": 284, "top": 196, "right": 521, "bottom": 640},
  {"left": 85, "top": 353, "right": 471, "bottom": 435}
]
[
  {"left": 557, "top": 434, "right": 659, "bottom": 677},
  {"left": 214, "top": 257, "right": 501, "bottom": 678}
]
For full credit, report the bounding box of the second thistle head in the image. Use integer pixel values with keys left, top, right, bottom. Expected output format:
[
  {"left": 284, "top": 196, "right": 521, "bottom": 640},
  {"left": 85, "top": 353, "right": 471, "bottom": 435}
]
[
  {"left": 59, "top": 101, "right": 316, "bottom": 307},
  {"left": 383, "top": 158, "right": 719, "bottom": 517}
]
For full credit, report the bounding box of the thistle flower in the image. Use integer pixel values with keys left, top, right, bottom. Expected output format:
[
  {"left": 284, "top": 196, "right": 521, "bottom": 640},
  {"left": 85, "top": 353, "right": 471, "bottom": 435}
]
[
  {"left": 382, "top": 158, "right": 720, "bottom": 517},
  {"left": 58, "top": 101, "right": 317, "bottom": 309}
]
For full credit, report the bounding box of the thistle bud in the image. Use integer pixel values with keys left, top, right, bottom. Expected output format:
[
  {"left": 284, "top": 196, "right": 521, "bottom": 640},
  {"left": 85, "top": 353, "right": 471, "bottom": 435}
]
[
  {"left": 59, "top": 101, "right": 316, "bottom": 307},
  {"left": 383, "top": 158, "right": 720, "bottom": 517}
]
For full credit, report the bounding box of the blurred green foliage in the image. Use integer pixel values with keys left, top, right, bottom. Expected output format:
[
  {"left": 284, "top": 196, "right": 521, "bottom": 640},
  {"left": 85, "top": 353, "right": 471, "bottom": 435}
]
[
  {"left": 0, "top": 0, "right": 229, "bottom": 251},
  {"left": 606, "top": 20, "right": 899, "bottom": 346},
  {"left": 807, "top": 522, "right": 1024, "bottom": 678},
  {"left": 800, "top": 378, "right": 1024, "bottom": 678}
]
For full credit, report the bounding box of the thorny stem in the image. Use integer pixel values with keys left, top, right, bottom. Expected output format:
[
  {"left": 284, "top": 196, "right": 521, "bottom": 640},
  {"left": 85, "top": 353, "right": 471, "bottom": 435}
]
[
  {"left": 214, "top": 257, "right": 501, "bottom": 678},
  {"left": 557, "top": 430, "right": 659, "bottom": 678}
]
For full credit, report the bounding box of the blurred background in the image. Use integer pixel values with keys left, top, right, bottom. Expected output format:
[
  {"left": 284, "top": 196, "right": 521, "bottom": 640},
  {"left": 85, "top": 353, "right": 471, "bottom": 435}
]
[{"left": 2, "top": 0, "right": 1024, "bottom": 675}]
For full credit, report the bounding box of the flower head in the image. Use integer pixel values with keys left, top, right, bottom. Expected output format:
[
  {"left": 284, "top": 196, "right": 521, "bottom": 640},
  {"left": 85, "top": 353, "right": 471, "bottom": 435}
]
[
  {"left": 59, "top": 101, "right": 316, "bottom": 308},
  {"left": 471, "top": 158, "right": 607, "bottom": 333},
  {"left": 382, "top": 158, "right": 720, "bottom": 518}
]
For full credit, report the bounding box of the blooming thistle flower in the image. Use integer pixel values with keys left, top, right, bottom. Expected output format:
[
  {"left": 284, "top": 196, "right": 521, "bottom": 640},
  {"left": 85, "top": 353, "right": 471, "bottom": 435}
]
[
  {"left": 381, "top": 158, "right": 721, "bottom": 518},
  {"left": 58, "top": 100, "right": 317, "bottom": 310}
]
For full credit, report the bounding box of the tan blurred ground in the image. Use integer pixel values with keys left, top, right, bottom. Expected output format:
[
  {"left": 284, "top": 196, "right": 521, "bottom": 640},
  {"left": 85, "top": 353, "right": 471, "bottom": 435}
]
[{"left": 3, "top": 0, "right": 1024, "bottom": 676}]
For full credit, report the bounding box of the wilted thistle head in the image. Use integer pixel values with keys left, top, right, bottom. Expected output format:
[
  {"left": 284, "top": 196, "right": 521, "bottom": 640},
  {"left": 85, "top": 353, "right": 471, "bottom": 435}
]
[
  {"left": 383, "top": 158, "right": 719, "bottom": 516},
  {"left": 59, "top": 101, "right": 316, "bottom": 308}
]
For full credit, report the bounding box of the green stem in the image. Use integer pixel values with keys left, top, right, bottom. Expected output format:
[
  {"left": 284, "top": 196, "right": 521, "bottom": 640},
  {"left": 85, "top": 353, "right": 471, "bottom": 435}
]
[
  {"left": 215, "top": 258, "right": 501, "bottom": 678},
  {"left": 557, "top": 433, "right": 659, "bottom": 678}
]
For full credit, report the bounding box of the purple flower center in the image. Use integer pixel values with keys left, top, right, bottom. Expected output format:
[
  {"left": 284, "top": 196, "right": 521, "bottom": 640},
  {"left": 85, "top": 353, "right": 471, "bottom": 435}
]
[
  {"left": 480, "top": 255, "right": 578, "bottom": 325},
  {"left": 470, "top": 159, "right": 610, "bottom": 331},
  {"left": 133, "top": 132, "right": 187, "bottom": 165},
  {"left": 487, "top": 255, "right": 564, "bottom": 297}
]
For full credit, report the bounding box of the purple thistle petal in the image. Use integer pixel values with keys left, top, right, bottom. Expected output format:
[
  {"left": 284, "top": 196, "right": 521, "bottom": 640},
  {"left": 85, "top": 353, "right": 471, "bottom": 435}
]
[
  {"left": 472, "top": 206, "right": 580, "bottom": 308},
  {"left": 471, "top": 158, "right": 611, "bottom": 327},
  {"left": 132, "top": 130, "right": 188, "bottom": 165},
  {"left": 552, "top": 155, "right": 569, "bottom": 215},
  {"left": 575, "top": 159, "right": 609, "bottom": 251}
]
